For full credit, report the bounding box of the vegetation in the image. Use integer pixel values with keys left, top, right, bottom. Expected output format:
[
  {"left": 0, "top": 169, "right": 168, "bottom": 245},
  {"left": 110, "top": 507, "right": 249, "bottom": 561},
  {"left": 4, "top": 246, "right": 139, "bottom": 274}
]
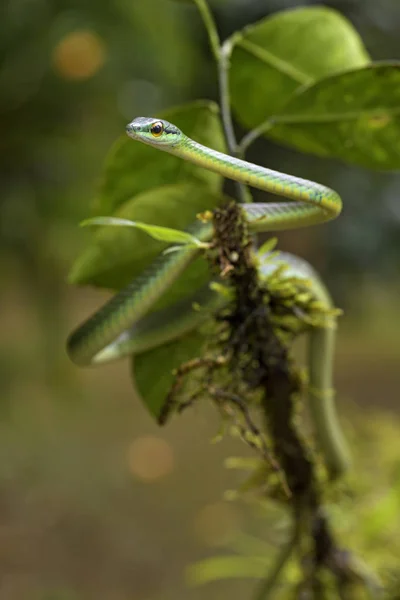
[
  {"left": 66, "top": 1, "right": 400, "bottom": 598},
  {"left": 1, "top": 1, "right": 400, "bottom": 599}
]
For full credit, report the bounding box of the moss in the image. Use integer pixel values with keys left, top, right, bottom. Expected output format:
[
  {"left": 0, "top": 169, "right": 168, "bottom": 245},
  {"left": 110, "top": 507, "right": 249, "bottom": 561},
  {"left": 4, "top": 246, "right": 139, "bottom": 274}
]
[{"left": 163, "top": 201, "right": 384, "bottom": 597}]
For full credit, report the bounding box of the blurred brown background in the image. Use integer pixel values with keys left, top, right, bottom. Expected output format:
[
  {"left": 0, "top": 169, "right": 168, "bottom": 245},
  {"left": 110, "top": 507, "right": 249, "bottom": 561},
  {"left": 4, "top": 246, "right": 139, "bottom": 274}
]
[{"left": 1, "top": 0, "right": 400, "bottom": 598}]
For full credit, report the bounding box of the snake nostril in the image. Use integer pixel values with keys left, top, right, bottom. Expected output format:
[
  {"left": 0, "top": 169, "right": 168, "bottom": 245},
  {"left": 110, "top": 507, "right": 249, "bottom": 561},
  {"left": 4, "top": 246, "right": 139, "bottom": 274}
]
[{"left": 126, "top": 122, "right": 138, "bottom": 136}]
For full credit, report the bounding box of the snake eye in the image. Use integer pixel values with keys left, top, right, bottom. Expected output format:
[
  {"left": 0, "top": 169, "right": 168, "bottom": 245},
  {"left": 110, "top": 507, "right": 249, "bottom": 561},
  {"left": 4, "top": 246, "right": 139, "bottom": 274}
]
[{"left": 150, "top": 121, "right": 164, "bottom": 137}]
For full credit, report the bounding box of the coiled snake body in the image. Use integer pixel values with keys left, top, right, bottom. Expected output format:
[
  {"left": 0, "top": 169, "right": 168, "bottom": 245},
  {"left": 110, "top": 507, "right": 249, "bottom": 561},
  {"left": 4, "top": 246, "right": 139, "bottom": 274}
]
[{"left": 67, "top": 117, "right": 349, "bottom": 478}]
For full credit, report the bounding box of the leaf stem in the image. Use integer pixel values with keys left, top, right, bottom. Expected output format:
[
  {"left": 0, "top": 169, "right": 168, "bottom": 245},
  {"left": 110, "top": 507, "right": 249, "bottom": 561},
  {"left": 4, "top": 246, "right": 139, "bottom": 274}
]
[
  {"left": 239, "top": 119, "right": 275, "bottom": 155},
  {"left": 238, "top": 104, "right": 400, "bottom": 155}
]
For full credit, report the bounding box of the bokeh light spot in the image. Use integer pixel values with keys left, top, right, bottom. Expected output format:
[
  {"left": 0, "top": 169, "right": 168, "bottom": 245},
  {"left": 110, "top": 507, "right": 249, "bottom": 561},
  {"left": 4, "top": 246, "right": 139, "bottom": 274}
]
[
  {"left": 53, "top": 30, "right": 106, "bottom": 80},
  {"left": 193, "top": 501, "right": 241, "bottom": 546},
  {"left": 128, "top": 436, "right": 174, "bottom": 481}
]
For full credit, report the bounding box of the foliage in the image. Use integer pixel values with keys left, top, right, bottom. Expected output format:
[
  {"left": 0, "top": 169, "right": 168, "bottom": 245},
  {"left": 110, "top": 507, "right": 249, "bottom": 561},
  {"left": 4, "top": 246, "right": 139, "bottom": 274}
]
[
  {"left": 0, "top": 1, "right": 399, "bottom": 598},
  {"left": 187, "top": 411, "right": 400, "bottom": 596},
  {"left": 229, "top": 5, "right": 370, "bottom": 122},
  {"left": 69, "top": 1, "right": 400, "bottom": 412},
  {"left": 66, "top": 1, "right": 400, "bottom": 598}
]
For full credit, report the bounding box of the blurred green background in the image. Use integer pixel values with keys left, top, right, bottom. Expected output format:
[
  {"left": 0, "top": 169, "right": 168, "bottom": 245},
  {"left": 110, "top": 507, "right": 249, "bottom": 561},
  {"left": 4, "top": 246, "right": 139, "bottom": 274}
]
[{"left": 1, "top": 0, "right": 400, "bottom": 598}]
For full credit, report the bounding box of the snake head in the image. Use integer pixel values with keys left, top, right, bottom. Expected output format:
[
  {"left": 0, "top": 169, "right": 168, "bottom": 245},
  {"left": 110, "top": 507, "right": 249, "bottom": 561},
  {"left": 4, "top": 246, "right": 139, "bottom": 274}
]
[{"left": 126, "top": 117, "right": 182, "bottom": 147}]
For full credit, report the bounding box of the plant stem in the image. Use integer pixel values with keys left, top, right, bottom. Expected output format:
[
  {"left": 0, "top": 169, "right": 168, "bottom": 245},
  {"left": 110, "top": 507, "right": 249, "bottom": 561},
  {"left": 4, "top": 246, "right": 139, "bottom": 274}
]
[
  {"left": 193, "top": 0, "right": 251, "bottom": 203},
  {"left": 238, "top": 119, "right": 275, "bottom": 155},
  {"left": 218, "top": 39, "right": 238, "bottom": 157},
  {"left": 193, "top": 0, "right": 220, "bottom": 63},
  {"left": 239, "top": 111, "right": 348, "bottom": 155},
  {"left": 253, "top": 519, "right": 300, "bottom": 600},
  {"left": 219, "top": 40, "right": 251, "bottom": 203}
]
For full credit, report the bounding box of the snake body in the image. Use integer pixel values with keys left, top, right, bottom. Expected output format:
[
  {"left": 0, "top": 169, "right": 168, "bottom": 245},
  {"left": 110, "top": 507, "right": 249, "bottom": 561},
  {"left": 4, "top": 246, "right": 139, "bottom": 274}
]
[{"left": 67, "top": 117, "right": 349, "bottom": 478}]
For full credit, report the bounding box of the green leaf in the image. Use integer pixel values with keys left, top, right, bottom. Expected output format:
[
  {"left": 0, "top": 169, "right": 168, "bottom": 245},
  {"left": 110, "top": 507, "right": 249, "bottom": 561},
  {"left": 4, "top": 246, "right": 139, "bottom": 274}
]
[
  {"left": 257, "top": 237, "right": 278, "bottom": 257},
  {"left": 80, "top": 217, "right": 208, "bottom": 248},
  {"left": 97, "top": 100, "right": 226, "bottom": 214},
  {"left": 132, "top": 330, "right": 206, "bottom": 421},
  {"left": 265, "top": 63, "right": 400, "bottom": 170},
  {"left": 187, "top": 555, "right": 269, "bottom": 585},
  {"left": 69, "top": 182, "right": 223, "bottom": 291},
  {"left": 229, "top": 6, "right": 370, "bottom": 129}
]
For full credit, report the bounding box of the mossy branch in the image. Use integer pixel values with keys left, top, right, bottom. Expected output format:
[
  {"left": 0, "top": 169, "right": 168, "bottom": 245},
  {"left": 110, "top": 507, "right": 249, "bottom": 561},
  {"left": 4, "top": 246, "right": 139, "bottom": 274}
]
[{"left": 162, "top": 199, "right": 379, "bottom": 598}]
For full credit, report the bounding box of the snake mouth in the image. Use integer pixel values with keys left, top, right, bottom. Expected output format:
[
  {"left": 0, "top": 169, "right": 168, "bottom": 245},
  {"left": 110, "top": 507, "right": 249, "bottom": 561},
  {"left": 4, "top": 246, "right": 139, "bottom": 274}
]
[{"left": 125, "top": 121, "right": 140, "bottom": 138}]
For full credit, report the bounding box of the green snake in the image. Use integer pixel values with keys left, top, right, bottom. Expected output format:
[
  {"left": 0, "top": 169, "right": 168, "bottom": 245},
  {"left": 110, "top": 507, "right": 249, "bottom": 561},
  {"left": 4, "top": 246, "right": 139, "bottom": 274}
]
[{"left": 67, "top": 117, "right": 349, "bottom": 478}]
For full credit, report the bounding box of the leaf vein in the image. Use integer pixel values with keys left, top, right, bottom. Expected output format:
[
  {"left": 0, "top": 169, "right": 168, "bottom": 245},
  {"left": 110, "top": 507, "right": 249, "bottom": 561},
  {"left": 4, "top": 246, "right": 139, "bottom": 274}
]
[{"left": 238, "top": 38, "right": 313, "bottom": 86}]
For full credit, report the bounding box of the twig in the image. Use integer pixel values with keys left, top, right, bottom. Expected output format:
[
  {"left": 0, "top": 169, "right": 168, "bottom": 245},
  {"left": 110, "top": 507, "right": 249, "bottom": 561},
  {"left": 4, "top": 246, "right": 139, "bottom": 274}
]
[
  {"left": 238, "top": 118, "right": 275, "bottom": 155},
  {"left": 192, "top": 0, "right": 220, "bottom": 63},
  {"left": 217, "top": 40, "right": 238, "bottom": 157},
  {"left": 210, "top": 387, "right": 291, "bottom": 498},
  {"left": 192, "top": 0, "right": 251, "bottom": 203},
  {"left": 158, "top": 355, "right": 226, "bottom": 424},
  {"left": 254, "top": 517, "right": 300, "bottom": 600}
]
